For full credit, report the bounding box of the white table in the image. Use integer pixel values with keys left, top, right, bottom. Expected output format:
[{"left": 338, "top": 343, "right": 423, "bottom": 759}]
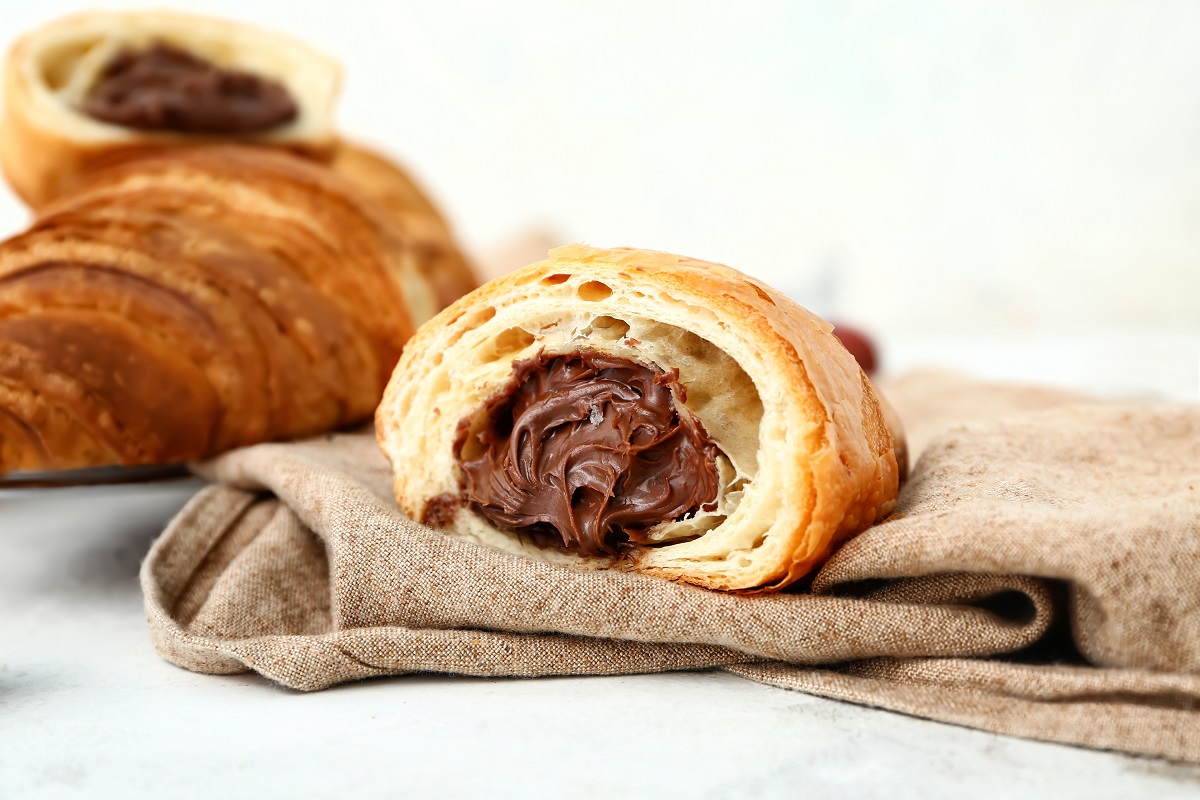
[{"left": 3, "top": 333, "right": 1200, "bottom": 798}]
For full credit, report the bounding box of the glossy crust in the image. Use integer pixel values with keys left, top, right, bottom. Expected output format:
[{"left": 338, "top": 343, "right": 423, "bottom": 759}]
[
  {"left": 330, "top": 142, "right": 477, "bottom": 311},
  {"left": 377, "top": 245, "right": 904, "bottom": 592},
  {"left": 0, "top": 145, "right": 419, "bottom": 475},
  {"left": 0, "top": 10, "right": 340, "bottom": 207}
]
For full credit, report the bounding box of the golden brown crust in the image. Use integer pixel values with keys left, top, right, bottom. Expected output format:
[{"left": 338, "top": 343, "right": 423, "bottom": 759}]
[
  {"left": 0, "top": 10, "right": 340, "bottom": 208},
  {"left": 377, "top": 245, "right": 903, "bottom": 592},
  {"left": 330, "top": 141, "right": 477, "bottom": 311},
  {"left": 0, "top": 145, "right": 416, "bottom": 475}
]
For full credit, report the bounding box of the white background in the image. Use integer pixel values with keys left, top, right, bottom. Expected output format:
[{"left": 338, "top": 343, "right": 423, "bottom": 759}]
[{"left": 3, "top": 0, "right": 1200, "bottom": 340}]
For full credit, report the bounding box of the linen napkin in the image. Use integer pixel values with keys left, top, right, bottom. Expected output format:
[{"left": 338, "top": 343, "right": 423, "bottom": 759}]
[{"left": 140, "top": 372, "right": 1200, "bottom": 761}]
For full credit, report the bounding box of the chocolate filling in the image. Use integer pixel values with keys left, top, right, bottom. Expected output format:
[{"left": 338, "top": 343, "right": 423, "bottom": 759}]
[
  {"left": 454, "top": 350, "right": 721, "bottom": 557},
  {"left": 81, "top": 43, "right": 298, "bottom": 134}
]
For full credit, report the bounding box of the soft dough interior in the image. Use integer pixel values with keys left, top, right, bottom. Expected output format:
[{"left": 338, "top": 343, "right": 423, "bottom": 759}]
[{"left": 446, "top": 307, "right": 765, "bottom": 562}]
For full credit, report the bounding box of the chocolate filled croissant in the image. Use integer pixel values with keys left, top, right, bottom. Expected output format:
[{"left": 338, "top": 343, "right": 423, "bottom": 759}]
[
  {"left": 1, "top": 10, "right": 340, "bottom": 207},
  {"left": 377, "top": 245, "right": 904, "bottom": 591},
  {"left": 0, "top": 145, "right": 426, "bottom": 475}
]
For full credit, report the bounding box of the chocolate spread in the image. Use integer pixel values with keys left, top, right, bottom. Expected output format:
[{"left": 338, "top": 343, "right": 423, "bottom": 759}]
[
  {"left": 455, "top": 350, "right": 720, "bottom": 556},
  {"left": 81, "top": 43, "right": 298, "bottom": 134}
]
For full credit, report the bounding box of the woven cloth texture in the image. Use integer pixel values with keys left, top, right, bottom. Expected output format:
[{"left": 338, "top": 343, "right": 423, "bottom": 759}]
[{"left": 140, "top": 371, "right": 1200, "bottom": 761}]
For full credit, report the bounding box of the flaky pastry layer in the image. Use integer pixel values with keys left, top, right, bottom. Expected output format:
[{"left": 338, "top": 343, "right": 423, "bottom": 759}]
[
  {"left": 0, "top": 146, "right": 420, "bottom": 475},
  {"left": 330, "top": 142, "right": 477, "bottom": 312}
]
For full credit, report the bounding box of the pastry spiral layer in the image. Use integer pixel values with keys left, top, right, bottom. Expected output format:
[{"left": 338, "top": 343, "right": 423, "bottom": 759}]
[
  {"left": 377, "top": 245, "right": 904, "bottom": 591},
  {"left": 0, "top": 145, "right": 423, "bottom": 475},
  {"left": 330, "top": 142, "right": 477, "bottom": 312}
]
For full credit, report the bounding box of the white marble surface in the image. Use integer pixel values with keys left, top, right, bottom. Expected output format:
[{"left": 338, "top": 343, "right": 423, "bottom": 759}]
[
  {"left": 3, "top": 479, "right": 1200, "bottom": 799},
  {"left": 3, "top": 335, "right": 1200, "bottom": 798}
]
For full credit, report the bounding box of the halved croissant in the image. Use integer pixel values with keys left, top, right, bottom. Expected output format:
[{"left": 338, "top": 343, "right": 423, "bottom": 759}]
[
  {"left": 0, "top": 145, "right": 423, "bottom": 475},
  {"left": 1, "top": 10, "right": 340, "bottom": 207},
  {"left": 377, "top": 245, "right": 904, "bottom": 592}
]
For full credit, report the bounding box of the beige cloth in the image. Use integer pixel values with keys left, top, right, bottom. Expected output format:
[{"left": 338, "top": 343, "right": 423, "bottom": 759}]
[{"left": 140, "top": 372, "right": 1200, "bottom": 762}]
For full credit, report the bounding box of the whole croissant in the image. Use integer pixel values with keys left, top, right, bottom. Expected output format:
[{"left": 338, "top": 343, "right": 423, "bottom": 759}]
[{"left": 0, "top": 145, "right": 431, "bottom": 475}]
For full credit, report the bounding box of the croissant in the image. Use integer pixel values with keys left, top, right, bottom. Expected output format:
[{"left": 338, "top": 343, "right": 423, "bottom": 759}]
[
  {"left": 0, "top": 145, "right": 428, "bottom": 475},
  {"left": 377, "top": 245, "right": 904, "bottom": 592},
  {"left": 1, "top": 10, "right": 340, "bottom": 207}
]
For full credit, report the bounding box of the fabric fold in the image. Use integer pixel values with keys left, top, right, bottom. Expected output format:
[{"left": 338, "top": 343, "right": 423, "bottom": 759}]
[{"left": 140, "top": 373, "right": 1200, "bottom": 762}]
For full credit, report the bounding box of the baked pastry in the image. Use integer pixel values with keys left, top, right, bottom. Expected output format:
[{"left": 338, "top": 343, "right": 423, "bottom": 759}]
[
  {"left": 1, "top": 10, "right": 340, "bottom": 207},
  {"left": 377, "top": 245, "right": 904, "bottom": 591},
  {"left": 0, "top": 145, "right": 425, "bottom": 475},
  {"left": 331, "top": 142, "right": 477, "bottom": 311}
]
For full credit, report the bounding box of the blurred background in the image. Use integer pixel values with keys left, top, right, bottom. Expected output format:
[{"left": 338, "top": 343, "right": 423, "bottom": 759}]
[{"left": 4, "top": 0, "right": 1198, "bottom": 397}]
